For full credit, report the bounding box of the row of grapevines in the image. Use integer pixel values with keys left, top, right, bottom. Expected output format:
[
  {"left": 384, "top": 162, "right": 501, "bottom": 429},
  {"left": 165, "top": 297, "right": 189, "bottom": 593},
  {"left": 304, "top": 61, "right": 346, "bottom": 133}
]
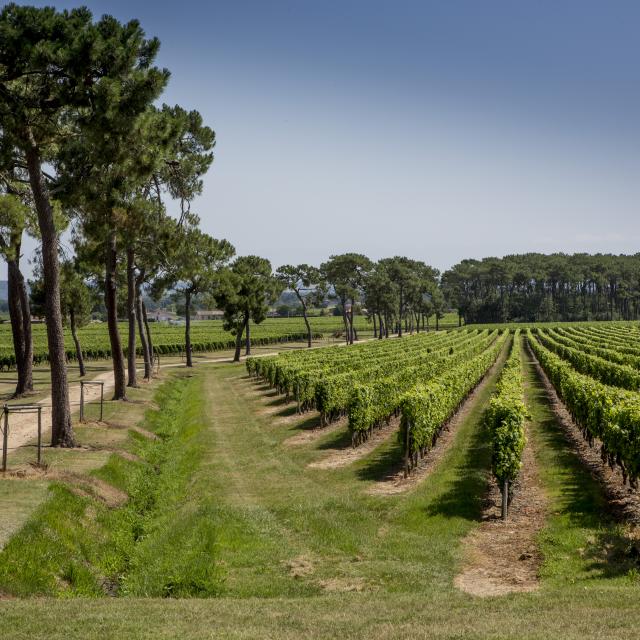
[
  {"left": 0, "top": 316, "right": 375, "bottom": 370},
  {"left": 269, "top": 330, "right": 464, "bottom": 397},
  {"left": 564, "top": 326, "right": 640, "bottom": 358},
  {"left": 528, "top": 330, "right": 640, "bottom": 488},
  {"left": 398, "top": 331, "right": 508, "bottom": 476},
  {"left": 248, "top": 327, "right": 467, "bottom": 389},
  {"left": 347, "top": 330, "right": 502, "bottom": 444},
  {"left": 486, "top": 330, "right": 527, "bottom": 507},
  {"left": 534, "top": 328, "right": 640, "bottom": 391},
  {"left": 248, "top": 329, "right": 477, "bottom": 414},
  {"left": 550, "top": 327, "right": 640, "bottom": 370},
  {"left": 0, "top": 331, "right": 324, "bottom": 371},
  {"left": 0, "top": 318, "right": 356, "bottom": 370},
  {"left": 314, "top": 331, "right": 496, "bottom": 423}
]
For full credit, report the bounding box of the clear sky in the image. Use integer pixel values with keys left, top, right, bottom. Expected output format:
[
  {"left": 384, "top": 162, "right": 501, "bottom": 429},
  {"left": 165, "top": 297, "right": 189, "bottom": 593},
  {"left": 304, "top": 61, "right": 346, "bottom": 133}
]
[{"left": 12, "top": 0, "right": 640, "bottom": 276}]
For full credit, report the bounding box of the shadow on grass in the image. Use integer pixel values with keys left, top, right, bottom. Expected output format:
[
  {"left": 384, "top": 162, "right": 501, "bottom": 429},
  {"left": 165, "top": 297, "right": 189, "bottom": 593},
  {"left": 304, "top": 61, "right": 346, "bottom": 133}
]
[
  {"left": 265, "top": 395, "right": 290, "bottom": 408},
  {"left": 355, "top": 436, "right": 405, "bottom": 482},
  {"left": 422, "top": 419, "right": 491, "bottom": 520},
  {"left": 273, "top": 404, "right": 299, "bottom": 418},
  {"left": 284, "top": 414, "right": 323, "bottom": 432},
  {"left": 316, "top": 426, "right": 353, "bottom": 451}
]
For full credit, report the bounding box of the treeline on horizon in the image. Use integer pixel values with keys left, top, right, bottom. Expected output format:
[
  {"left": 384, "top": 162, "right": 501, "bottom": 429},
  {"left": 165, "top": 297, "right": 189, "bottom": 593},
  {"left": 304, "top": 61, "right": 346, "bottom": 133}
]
[{"left": 441, "top": 253, "right": 640, "bottom": 324}]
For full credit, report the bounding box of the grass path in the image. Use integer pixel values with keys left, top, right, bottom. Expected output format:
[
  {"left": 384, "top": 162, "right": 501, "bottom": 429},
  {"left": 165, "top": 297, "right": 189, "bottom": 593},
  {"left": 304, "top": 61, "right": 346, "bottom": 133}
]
[
  {"left": 184, "top": 339, "right": 510, "bottom": 597},
  {"left": 520, "top": 338, "right": 638, "bottom": 586}
]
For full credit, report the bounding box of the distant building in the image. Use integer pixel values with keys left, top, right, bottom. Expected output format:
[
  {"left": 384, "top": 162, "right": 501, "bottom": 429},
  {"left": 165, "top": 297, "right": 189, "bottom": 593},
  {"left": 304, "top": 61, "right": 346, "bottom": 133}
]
[
  {"left": 195, "top": 309, "right": 224, "bottom": 321},
  {"left": 149, "top": 310, "right": 179, "bottom": 322}
]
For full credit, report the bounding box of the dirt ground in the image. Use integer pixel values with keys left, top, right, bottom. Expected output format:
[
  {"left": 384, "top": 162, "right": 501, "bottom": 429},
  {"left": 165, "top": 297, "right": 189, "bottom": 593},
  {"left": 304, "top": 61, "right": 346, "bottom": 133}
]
[
  {"left": 455, "top": 418, "right": 547, "bottom": 597},
  {"left": 308, "top": 419, "right": 399, "bottom": 469}
]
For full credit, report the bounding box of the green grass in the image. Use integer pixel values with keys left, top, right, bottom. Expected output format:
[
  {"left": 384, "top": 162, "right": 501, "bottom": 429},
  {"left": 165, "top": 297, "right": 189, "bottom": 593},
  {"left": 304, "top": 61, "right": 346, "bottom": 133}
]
[
  {"left": 0, "top": 335, "right": 639, "bottom": 637},
  {"left": 0, "top": 479, "right": 49, "bottom": 550},
  {"left": 0, "top": 373, "right": 218, "bottom": 598},
  {"left": 519, "top": 336, "right": 639, "bottom": 588}
]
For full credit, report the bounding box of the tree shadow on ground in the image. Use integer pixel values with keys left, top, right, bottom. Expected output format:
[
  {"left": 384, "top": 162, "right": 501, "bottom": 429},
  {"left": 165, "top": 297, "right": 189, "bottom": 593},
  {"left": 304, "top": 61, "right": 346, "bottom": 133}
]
[
  {"left": 285, "top": 414, "right": 323, "bottom": 433},
  {"left": 316, "top": 426, "right": 352, "bottom": 451},
  {"left": 355, "top": 437, "right": 404, "bottom": 482}
]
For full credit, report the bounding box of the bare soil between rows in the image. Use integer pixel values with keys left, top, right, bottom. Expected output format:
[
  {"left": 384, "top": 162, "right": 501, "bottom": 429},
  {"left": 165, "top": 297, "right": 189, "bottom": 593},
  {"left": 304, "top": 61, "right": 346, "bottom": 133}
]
[
  {"left": 283, "top": 417, "right": 345, "bottom": 446},
  {"left": 455, "top": 418, "right": 547, "bottom": 597},
  {"left": 307, "top": 419, "right": 399, "bottom": 469},
  {"left": 4, "top": 466, "right": 127, "bottom": 507}
]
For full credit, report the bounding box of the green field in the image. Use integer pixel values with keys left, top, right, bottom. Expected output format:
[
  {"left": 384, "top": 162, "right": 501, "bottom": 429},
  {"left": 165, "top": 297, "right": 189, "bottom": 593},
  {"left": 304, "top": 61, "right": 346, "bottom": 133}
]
[{"left": 1, "top": 322, "right": 640, "bottom": 638}]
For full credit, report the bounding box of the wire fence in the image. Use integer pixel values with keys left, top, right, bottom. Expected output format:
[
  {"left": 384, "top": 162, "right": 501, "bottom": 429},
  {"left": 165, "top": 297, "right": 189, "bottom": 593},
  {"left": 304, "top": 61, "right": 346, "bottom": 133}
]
[{"left": 1, "top": 403, "right": 43, "bottom": 472}]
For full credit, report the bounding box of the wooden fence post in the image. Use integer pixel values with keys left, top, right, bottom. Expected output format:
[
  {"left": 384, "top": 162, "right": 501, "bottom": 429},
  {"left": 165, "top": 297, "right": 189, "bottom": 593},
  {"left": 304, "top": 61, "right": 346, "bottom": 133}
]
[
  {"left": 80, "top": 381, "right": 85, "bottom": 423},
  {"left": 37, "top": 407, "right": 42, "bottom": 465},
  {"left": 502, "top": 479, "right": 509, "bottom": 520},
  {"left": 1, "top": 405, "right": 7, "bottom": 472},
  {"left": 404, "top": 420, "right": 411, "bottom": 478}
]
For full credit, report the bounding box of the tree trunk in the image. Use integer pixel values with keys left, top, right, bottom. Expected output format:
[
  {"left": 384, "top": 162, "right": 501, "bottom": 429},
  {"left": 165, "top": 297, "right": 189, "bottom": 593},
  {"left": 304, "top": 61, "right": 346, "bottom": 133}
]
[
  {"left": 341, "top": 304, "right": 349, "bottom": 344},
  {"left": 105, "top": 228, "right": 126, "bottom": 400},
  {"left": 25, "top": 138, "right": 74, "bottom": 446},
  {"left": 135, "top": 276, "right": 151, "bottom": 380},
  {"left": 142, "top": 300, "right": 154, "bottom": 368},
  {"left": 184, "top": 290, "right": 193, "bottom": 367},
  {"left": 17, "top": 261, "right": 33, "bottom": 392},
  {"left": 69, "top": 308, "right": 86, "bottom": 377},
  {"left": 233, "top": 318, "right": 245, "bottom": 362},
  {"left": 7, "top": 258, "right": 27, "bottom": 396},
  {"left": 245, "top": 313, "right": 251, "bottom": 356},
  {"left": 6, "top": 231, "right": 34, "bottom": 397},
  {"left": 398, "top": 291, "right": 403, "bottom": 337},
  {"left": 372, "top": 313, "right": 377, "bottom": 338},
  {"left": 347, "top": 302, "right": 355, "bottom": 344},
  {"left": 126, "top": 245, "right": 137, "bottom": 387},
  {"left": 296, "top": 292, "right": 312, "bottom": 348}
]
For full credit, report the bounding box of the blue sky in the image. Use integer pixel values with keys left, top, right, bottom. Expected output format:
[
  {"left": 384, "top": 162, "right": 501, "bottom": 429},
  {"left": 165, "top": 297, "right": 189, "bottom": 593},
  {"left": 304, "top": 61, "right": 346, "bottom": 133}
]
[{"left": 14, "top": 0, "right": 640, "bottom": 275}]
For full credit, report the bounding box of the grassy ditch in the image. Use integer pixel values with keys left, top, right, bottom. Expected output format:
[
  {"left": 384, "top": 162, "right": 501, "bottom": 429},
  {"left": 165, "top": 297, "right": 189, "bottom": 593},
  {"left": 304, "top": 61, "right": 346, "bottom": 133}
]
[{"left": 0, "top": 373, "right": 223, "bottom": 598}]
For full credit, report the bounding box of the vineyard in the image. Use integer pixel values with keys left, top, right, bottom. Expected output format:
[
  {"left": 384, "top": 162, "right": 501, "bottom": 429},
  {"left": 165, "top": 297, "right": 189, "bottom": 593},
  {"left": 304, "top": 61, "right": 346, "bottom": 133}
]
[
  {"left": 528, "top": 324, "right": 640, "bottom": 487},
  {"left": 0, "top": 313, "right": 461, "bottom": 369},
  {"left": 0, "top": 316, "right": 367, "bottom": 369},
  {"left": 249, "top": 321, "right": 640, "bottom": 505},
  {"left": 249, "top": 326, "right": 512, "bottom": 469},
  {"left": 2, "top": 320, "right": 640, "bottom": 637}
]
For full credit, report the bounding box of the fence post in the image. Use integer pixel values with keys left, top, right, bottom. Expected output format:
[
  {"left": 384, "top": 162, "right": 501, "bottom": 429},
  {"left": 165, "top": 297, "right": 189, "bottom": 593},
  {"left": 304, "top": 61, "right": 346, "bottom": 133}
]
[
  {"left": 502, "top": 479, "right": 509, "bottom": 520},
  {"left": 2, "top": 405, "right": 7, "bottom": 472},
  {"left": 37, "top": 406, "right": 42, "bottom": 465},
  {"left": 80, "top": 381, "right": 85, "bottom": 423},
  {"left": 100, "top": 383, "right": 104, "bottom": 422},
  {"left": 404, "top": 420, "right": 411, "bottom": 478}
]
